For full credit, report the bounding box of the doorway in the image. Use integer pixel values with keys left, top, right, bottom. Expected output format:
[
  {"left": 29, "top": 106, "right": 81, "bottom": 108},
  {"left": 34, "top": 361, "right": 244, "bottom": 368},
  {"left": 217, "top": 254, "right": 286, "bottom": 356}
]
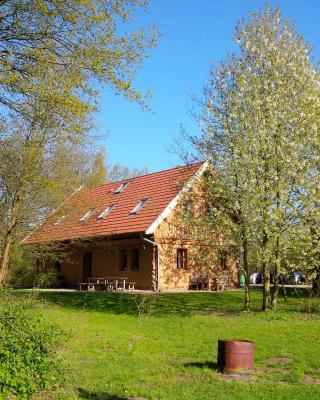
[{"left": 83, "top": 253, "right": 92, "bottom": 280}]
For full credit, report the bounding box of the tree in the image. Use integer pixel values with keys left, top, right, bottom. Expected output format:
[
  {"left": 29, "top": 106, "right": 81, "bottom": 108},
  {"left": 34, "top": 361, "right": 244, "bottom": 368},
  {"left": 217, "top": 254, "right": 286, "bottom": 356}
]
[
  {"left": 45, "top": 142, "right": 109, "bottom": 208},
  {"left": 0, "top": 0, "right": 158, "bottom": 283},
  {"left": 0, "top": 108, "right": 80, "bottom": 282},
  {"left": 107, "top": 163, "right": 149, "bottom": 182},
  {"left": 181, "top": 168, "right": 253, "bottom": 311},
  {"left": 192, "top": 3, "right": 320, "bottom": 310},
  {"left": 84, "top": 148, "right": 108, "bottom": 188},
  {"left": 0, "top": 0, "right": 157, "bottom": 117}
]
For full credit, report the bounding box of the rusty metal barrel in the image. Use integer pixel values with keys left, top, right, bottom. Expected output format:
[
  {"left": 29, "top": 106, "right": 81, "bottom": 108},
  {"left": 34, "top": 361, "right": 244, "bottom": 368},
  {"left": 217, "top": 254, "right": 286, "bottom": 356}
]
[{"left": 217, "top": 339, "right": 255, "bottom": 374}]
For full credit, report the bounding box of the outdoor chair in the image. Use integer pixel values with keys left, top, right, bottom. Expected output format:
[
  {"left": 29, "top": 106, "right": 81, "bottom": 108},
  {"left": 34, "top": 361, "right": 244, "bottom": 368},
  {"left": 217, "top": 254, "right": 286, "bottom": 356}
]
[
  {"left": 106, "top": 279, "right": 115, "bottom": 291},
  {"left": 214, "top": 275, "right": 229, "bottom": 291},
  {"left": 189, "top": 276, "right": 201, "bottom": 290},
  {"left": 127, "top": 282, "right": 136, "bottom": 291},
  {"left": 190, "top": 274, "right": 210, "bottom": 290}
]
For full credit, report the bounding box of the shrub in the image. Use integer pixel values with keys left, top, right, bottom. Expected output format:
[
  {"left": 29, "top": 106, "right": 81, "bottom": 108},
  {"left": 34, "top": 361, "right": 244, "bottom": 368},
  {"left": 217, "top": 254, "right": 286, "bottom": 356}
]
[
  {"left": 8, "top": 245, "right": 37, "bottom": 287},
  {"left": 0, "top": 290, "right": 64, "bottom": 398},
  {"left": 300, "top": 295, "right": 320, "bottom": 314}
]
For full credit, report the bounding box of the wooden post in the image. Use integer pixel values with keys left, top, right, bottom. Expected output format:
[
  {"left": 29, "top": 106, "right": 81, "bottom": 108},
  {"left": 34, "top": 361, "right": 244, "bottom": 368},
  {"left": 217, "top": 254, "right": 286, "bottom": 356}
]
[{"left": 152, "top": 245, "right": 158, "bottom": 291}]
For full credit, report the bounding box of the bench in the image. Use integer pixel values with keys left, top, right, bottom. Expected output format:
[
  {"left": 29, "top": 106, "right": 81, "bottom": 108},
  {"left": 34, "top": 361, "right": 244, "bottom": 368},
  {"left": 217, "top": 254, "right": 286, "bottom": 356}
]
[
  {"left": 79, "top": 282, "right": 96, "bottom": 291},
  {"left": 189, "top": 275, "right": 212, "bottom": 291},
  {"left": 127, "top": 282, "right": 136, "bottom": 291}
]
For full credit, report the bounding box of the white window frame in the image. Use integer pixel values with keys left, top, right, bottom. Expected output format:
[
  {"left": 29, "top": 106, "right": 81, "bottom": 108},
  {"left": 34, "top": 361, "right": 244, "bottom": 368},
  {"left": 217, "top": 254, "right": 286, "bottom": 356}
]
[
  {"left": 114, "top": 182, "right": 129, "bottom": 194},
  {"left": 97, "top": 204, "right": 115, "bottom": 219},
  {"left": 80, "top": 208, "right": 97, "bottom": 222},
  {"left": 54, "top": 215, "right": 67, "bottom": 225},
  {"left": 129, "top": 198, "right": 148, "bottom": 215}
]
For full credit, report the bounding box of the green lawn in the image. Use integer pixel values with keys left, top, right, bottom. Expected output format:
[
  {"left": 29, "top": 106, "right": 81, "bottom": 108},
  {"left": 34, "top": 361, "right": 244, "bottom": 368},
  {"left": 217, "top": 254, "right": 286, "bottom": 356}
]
[{"left": 28, "top": 289, "right": 320, "bottom": 399}]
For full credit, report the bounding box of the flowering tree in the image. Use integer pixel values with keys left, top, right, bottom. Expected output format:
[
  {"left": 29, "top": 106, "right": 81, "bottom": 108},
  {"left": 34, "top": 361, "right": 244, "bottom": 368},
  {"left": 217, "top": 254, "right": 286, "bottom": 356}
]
[{"left": 194, "top": 4, "right": 320, "bottom": 310}]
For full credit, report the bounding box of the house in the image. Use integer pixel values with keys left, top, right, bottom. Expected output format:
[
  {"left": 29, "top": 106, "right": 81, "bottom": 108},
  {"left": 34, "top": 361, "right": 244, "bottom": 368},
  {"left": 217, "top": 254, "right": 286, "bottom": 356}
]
[{"left": 22, "top": 162, "right": 238, "bottom": 291}]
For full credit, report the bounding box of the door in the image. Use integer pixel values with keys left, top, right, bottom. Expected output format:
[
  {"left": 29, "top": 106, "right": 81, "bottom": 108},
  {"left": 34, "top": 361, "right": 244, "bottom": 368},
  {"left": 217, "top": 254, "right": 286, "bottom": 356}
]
[{"left": 83, "top": 253, "right": 92, "bottom": 280}]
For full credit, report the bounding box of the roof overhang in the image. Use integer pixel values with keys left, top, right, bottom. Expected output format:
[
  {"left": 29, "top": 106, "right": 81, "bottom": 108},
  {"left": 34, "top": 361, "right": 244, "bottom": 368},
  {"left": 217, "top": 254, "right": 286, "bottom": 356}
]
[{"left": 145, "top": 161, "right": 209, "bottom": 235}]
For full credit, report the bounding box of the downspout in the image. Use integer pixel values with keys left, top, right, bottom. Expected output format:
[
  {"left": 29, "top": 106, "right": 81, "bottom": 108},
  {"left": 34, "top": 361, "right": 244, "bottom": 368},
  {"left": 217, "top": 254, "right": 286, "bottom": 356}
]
[{"left": 141, "top": 235, "right": 160, "bottom": 291}]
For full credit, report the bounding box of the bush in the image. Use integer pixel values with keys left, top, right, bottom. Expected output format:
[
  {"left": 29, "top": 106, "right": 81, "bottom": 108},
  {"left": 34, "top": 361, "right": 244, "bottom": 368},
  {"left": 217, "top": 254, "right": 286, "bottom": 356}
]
[
  {"left": 0, "top": 291, "right": 64, "bottom": 398},
  {"left": 8, "top": 245, "right": 37, "bottom": 287},
  {"left": 8, "top": 243, "right": 62, "bottom": 288},
  {"left": 300, "top": 295, "right": 320, "bottom": 314}
]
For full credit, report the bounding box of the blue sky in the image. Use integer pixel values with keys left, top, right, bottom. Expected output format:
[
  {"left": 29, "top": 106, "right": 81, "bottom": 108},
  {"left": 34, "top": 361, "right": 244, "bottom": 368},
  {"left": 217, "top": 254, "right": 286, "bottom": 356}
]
[{"left": 97, "top": 0, "right": 320, "bottom": 173}]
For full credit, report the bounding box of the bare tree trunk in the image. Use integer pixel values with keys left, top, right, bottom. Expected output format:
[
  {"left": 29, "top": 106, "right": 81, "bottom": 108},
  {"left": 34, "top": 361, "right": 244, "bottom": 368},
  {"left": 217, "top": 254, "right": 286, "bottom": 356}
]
[
  {"left": 151, "top": 245, "right": 158, "bottom": 292},
  {"left": 262, "top": 230, "right": 270, "bottom": 311},
  {"left": 0, "top": 193, "right": 22, "bottom": 284},
  {"left": 243, "top": 238, "right": 251, "bottom": 311},
  {"left": 262, "top": 261, "right": 270, "bottom": 311},
  {"left": 0, "top": 237, "right": 11, "bottom": 284},
  {"left": 271, "top": 185, "right": 282, "bottom": 309},
  {"left": 271, "top": 235, "right": 280, "bottom": 309},
  {"left": 0, "top": 137, "right": 37, "bottom": 285},
  {"left": 281, "top": 276, "right": 287, "bottom": 299},
  {"left": 310, "top": 224, "right": 320, "bottom": 296}
]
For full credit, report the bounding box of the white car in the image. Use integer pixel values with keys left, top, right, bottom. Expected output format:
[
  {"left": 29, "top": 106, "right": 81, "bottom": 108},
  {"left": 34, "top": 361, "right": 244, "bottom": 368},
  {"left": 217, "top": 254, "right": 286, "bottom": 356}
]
[{"left": 250, "top": 272, "right": 262, "bottom": 284}]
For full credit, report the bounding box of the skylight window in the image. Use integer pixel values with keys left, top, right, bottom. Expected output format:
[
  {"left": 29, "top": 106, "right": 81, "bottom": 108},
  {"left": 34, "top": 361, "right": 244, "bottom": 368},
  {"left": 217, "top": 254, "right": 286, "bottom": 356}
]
[
  {"left": 97, "top": 204, "right": 115, "bottom": 219},
  {"left": 114, "top": 182, "right": 129, "bottom": 194},
  {"left": 54, "top": 215, "right": 67, "bottom": 225},
  {"left": 129, "top": 198, "right": 148, "bottom": 215},
  {"left": 80, "top": 208, "right": 97, "bottom": 222}
]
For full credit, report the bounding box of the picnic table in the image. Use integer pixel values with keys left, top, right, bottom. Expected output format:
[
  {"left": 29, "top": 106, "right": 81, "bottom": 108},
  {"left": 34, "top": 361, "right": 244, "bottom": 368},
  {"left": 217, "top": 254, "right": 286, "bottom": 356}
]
[{"left": 79, "top": 277, "right": 135, "bottom": 292}]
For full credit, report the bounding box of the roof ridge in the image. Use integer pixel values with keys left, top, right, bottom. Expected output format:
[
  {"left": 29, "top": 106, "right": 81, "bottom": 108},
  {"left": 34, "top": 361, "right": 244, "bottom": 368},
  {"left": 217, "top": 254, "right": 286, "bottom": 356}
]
[{"left": 84, "top": 161, "right": 205, "bottom": 191}]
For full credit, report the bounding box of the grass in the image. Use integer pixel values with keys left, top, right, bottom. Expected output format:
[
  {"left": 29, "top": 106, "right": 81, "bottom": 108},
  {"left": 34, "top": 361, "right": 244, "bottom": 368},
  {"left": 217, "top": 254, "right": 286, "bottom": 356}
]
[{"left": 22, "top": 289, "right": 320, "bottom": 399}]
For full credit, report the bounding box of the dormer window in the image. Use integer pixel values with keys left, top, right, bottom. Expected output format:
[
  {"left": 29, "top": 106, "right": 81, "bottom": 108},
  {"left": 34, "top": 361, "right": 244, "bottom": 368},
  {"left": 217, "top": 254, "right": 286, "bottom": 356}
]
[
  {"left": 54, "top": 215, "right": 67, "bottom": 225},
  {"left": 97, "top": 204, "right": 115, "bottom": 219},
  {"left": 129, "top": 198, "right": 148, "bottom": 215},
  {"left": 114, "top": 182, "right": 128, "bottom": 194},
  {"left": 80, "top": 208, "right": 97, "bottom": 222}
]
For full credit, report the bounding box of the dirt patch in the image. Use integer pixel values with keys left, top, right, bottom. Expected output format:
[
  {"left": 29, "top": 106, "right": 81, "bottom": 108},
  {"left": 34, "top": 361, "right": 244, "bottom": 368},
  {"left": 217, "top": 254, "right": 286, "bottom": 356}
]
[
  {"left": 104, "top": 346, "right": 114, "bottom": 352},
  {"left": 256, "top": 367, "right": 291, "bottom": 375},
  {"left": 220, "top": 373, "right": 254, "bottom": 381},
  {"left": 175, "top": 375, "right": 195, "bottom": 383},
  {"left": 267, "top": 357, "right": 292, "bottom": 365},
  {"left": 303, "top": 375, "right": 320, "bottom": 385},
  {"left": 268, "top": 367, "right": 291, "bottom": 374},
  {"left": 79, "top": 358, "right": 95, "bottom": 364},
  {"left": 127, "top": 398, "right": 149, "bottom": 400}
]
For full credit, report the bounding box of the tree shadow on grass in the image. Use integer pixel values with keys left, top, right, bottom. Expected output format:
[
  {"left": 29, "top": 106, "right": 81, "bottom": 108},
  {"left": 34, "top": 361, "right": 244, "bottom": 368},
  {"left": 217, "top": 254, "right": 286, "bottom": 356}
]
[
  {"left": 78, "top": 388, "right": 130, "bottom": 399},
  {"left": 15, "top": 288, "right": 307, "bottom": 317},
  {"left": 20, "top": 290, "right": 247, "bottom": 317},
  {"left": 184, "top": 361, "right": 218, "bottom": 370}
]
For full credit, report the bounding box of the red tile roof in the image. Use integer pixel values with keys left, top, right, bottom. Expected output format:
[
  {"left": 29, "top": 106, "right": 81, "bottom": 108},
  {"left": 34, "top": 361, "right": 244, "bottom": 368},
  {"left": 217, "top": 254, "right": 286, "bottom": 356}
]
[{"left": 23, "top": 162, "right": 205, "bottom": 244}]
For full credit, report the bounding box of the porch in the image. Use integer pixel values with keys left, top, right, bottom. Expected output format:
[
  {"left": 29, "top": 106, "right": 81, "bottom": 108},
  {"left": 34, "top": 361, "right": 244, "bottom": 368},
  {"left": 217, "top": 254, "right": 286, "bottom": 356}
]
[{"left": 53, "top": 237, "right": 157, "bottom": 290}]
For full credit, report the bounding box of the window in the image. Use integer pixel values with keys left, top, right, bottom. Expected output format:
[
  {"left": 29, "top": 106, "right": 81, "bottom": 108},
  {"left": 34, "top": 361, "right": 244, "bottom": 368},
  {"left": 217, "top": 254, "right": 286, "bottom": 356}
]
[
  {"left": 80, "top": 208, "right": 97, "bottom": 222},
  {"left": 130, "top": 249, "right": 139, "bottom": 271},
  {"left": 119, "top": 250, "right": 128, "bottom": 271},
  {"left": 176, "top": 248, "right": 187, "bottom": 269},
  {"left": 129, "top": 198, "right": 148, "bottom": 215},
  {"left": 114, "top": 182, "right": 129, "bottom": 194},
  {"left": 54, "top": 215, "right": 67, "bottom": 225},
  {"left": 97, "top": 204, "right": 114, "bottom": 219},
  {"left": 54, "top": 260, "right": 62, "bottom": 273}
]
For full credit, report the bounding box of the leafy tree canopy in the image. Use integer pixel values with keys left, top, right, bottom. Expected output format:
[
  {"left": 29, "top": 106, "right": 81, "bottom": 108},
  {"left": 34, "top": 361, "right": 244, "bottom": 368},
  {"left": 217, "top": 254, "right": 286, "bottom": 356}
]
[{"left": 0, "top": 0, "right": 157, "bottom": 129}]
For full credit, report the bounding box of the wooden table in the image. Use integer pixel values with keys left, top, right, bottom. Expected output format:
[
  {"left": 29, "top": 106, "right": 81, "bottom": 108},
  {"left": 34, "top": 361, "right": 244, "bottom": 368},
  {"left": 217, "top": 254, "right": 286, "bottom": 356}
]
[
  {"left": 110, "top": 277, "right": 127, "bottom": 291},
  {"left": 79, "top": 277, "right": 129, "bottom": 291}
]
